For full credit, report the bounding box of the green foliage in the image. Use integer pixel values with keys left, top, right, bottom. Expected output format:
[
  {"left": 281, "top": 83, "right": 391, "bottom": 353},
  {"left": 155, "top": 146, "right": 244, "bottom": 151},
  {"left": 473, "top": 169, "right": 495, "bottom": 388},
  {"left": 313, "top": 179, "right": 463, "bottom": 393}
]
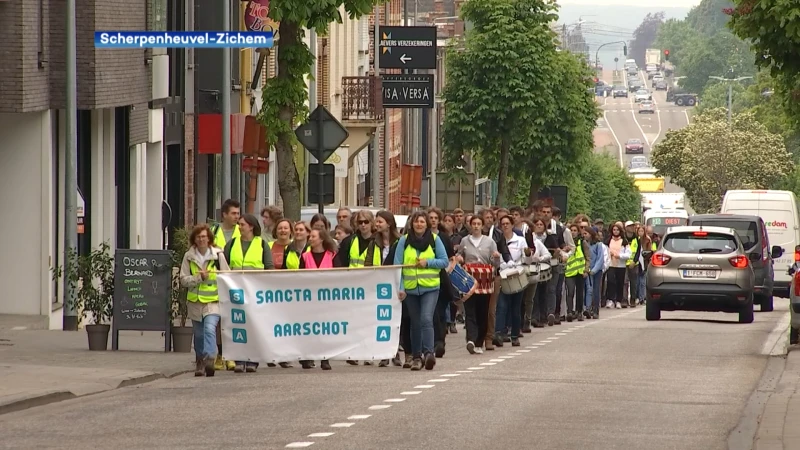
[
  {"left": 51, "top": 242, "right": 115, "bottom": 325},
  {"left": 257, "top": 0, "right": 381, "bottom": 220},
  {"left": 685, "top": 0, "right": 734, "bottom": 32},
  {"left": 441, "top": 0, "right": 598, "bottom": 207},
  {"left": 170, "top": 227, "right": 192, "bottom": 327},
  {"left": 677, "top": 30, "right": 755, "bottom": 94},
  {"left": 653, "top": 19, "right": 699, "bottom": 68},
  {"left": 727, "top": 0, "right": 800, "bottom": 124},
  {"left": 578, "top": 153, "right": 641, "bottom": 223},
  {"left": 629, "top": 12, "right": 665, "bottom": 67},
  {"left": 651, "top": 108, "right": 793, "bottom": 213}
]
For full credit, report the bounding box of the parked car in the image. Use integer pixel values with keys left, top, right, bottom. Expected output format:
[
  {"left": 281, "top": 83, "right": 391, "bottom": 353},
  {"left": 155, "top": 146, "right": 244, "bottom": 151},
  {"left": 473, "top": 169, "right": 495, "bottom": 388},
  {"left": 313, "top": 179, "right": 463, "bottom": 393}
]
[
  {"left": 689, "top": 214, "right": 783, "bottom": 311},
  {"left": 625, "top": 138, "right": 644, "bottom": 154},
  {"left": 646, "top": 226, "right": 756, "bottom": 323},
  {"left": 639, "top": 101, "right": 655, "bottom": 114}
]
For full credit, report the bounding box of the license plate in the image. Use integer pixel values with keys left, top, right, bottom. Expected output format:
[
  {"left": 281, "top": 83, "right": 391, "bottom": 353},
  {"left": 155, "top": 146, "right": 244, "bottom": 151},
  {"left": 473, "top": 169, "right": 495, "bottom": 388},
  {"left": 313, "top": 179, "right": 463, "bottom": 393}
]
[{"left": 683, "top": 270, "right": 716, "bottom": 279}]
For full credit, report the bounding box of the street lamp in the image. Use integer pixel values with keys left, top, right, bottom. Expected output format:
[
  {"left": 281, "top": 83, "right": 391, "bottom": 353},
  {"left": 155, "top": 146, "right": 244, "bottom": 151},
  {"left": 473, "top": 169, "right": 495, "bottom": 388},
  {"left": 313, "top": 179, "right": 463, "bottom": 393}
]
[
  {"left": 595, "top": 40, "right": 627, "bottom": 73},
  {"left": 708, "top": 71, "right": 753, "bottom": 125}
]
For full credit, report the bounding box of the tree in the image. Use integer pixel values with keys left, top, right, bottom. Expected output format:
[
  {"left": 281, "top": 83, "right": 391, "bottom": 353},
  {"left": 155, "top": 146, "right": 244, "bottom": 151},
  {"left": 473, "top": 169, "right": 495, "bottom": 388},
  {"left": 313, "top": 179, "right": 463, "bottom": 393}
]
[
  {"left": 685, "top": 0, "right": 734, "bottom": 33},
  {"left": 629, "top": 12, "right": 665, "bottom": 68},
  {"left": 650, "top": 108, "right": 792, "bottom": 213},
  {"left": 258, "top": 0, "right": 379, "bottom": 220},
  {"left": 441, "top": 0, "right": 560, "bottom": 205},
  {"left": 653, "top": 19, "right": 700, "bottom": 69},
  {"left": 568, "top": 152, "right": 641, "bottom": 222},
  {"left": 727, "top": 1, "right": 800, "bottom": 123},
  {"left": 676, "top": 30, "right": 755, "bottom": 94}
]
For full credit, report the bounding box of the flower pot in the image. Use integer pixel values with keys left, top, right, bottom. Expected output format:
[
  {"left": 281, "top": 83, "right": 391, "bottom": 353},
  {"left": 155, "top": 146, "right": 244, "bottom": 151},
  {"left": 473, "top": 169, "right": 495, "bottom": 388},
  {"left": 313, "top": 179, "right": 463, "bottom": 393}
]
[
  {"left": 86, "top": 324, "right": 110, "bottom": 351},
  {"left": 171, "top": 326, "right": 194, "bottom": 353}
]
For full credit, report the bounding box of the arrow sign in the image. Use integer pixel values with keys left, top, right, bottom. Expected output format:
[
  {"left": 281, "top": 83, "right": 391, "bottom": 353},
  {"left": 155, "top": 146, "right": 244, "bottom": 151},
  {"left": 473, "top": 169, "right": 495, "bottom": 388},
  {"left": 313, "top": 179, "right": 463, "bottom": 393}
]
[
  {"left": 400, "top": 54, "right": 412, "bottom": 64},
  {"left": 378, "top": 26, "right": 437, "bottom": 69}
]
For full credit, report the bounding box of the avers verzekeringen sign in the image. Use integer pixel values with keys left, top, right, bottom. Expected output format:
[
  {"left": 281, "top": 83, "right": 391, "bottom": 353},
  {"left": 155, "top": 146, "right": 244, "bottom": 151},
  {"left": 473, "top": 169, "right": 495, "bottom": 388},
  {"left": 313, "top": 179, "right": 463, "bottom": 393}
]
[{"left": 378, "top": 26, "right": 437, "bottom": 70}]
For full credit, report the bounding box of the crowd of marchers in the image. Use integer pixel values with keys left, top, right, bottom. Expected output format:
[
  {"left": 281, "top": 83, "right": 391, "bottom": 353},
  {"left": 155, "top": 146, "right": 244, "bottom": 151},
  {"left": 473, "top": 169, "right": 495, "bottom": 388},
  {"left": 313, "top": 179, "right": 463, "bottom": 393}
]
[{"left": 177, "top": 199, "right": 659, "bottom": 376}]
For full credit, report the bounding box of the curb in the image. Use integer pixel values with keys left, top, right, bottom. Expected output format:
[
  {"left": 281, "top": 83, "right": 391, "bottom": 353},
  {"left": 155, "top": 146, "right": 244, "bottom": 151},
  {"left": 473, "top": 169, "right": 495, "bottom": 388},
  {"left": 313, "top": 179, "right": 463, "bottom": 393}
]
[{"left": 0, "top": 369, "right": 193, "bottom": 416}]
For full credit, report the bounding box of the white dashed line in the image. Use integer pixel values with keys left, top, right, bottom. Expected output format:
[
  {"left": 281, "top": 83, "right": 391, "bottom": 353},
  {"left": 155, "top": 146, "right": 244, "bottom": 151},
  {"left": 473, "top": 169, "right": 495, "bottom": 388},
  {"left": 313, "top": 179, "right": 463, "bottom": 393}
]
[
  {"left": 489, "top": 359, "right": 505, "bottom": 362},
  {"left": 457, "top": 370, "right": 474, "bottom": 373},
  {"left": 526, "top": 346, "right": 539, "bottom": 349},
  {"left": 549, "top": 337, "right": 560, "bottom": 340},
  {"left": 286, "top": 443, "right": 315, "bottom": 448},
  {"left": 508, "top": 353, "right": 523, "bottom": 356},
  {"left": 467, "top": 367, "right": 486, "bottom": 370},
  {"left": 428, "top": 379, "right": 449, "bottom": 382},
  {"left": 555, "top": 333, "right": 567, "bottom": 336},
  {"left": 401, "top": 391, "right": 422, "bottom": 395},
  {"left": 308, "top": 433, "right": 335, "bottom": 438},
  {"left": 480, "top": 362, "right": 497, "bottom": 366},
  {"left": 368, "top": 405, "right": 391, "bottom": 410},
  {"left": 330, "top": 423, "right": 355, "bottom": 428},
  {"left": 414, "top": 385, "right": 435, "bottom": 389},
  {"left": 517, "top": 350, "right": 531, "bottom": 353},
  {"left": 347, "top": 415, "right": 371, "bottom": 420},
  {"left": 497, "top": 356, "right": 515, "bottom": 359},
  {"left": 538, "top": 341, "right": 550, "bottom": 344},
  {"left": 384, "top": 398, "right": 406, "bottom": 403},
  {"left": 441, "top": 374, "right": 461, "bottom": 377}
]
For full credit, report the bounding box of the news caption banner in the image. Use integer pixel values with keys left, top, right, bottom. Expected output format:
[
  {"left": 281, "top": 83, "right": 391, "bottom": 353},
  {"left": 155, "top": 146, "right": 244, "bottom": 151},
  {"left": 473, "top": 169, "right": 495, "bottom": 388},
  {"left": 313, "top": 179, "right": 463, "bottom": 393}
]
[
  {"left": 111, "top": 249, "right": 173, "bottom": 351},
  {"left": 217, "top": 267, "right": 402, "bottom": 363},
  {"left": 94, "top": 31, "right": 274, "bottom": 48}
]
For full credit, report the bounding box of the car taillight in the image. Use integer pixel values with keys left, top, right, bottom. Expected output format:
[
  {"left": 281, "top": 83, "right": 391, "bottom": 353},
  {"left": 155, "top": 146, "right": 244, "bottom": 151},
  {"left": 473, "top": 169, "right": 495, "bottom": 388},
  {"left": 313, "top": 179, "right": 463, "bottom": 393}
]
[
  {"left": 651, "top": 253, "right": 671, "bottom": 266},
  {"left": 795, "top": 250, "right": 800, "bottom": 262},
  {"left": 762, "top": 226, "right": 770, "bottom": 262},
  {"left": 795, "top": 272, "right": 800, "bottom": 296},
  {"left": 729, "top": 255, "right": 749, "bottom": 268},
  {"left": 693, "top": 231, "right": 707, "bottom": 236}
]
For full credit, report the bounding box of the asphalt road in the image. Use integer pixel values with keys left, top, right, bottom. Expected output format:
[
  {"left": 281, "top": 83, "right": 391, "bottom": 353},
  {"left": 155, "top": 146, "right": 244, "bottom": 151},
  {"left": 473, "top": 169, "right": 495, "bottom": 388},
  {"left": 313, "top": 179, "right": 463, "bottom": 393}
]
[{"left": 0, "top": 304, "right": 790, "bottom": 450}]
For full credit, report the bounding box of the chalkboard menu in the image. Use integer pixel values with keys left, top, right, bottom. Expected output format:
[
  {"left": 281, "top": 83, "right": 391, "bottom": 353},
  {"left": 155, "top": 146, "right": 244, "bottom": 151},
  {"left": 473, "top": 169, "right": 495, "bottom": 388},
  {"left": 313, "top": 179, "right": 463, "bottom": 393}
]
[{"left": 112, "top": 249, "right": 173, "bottom": 351}]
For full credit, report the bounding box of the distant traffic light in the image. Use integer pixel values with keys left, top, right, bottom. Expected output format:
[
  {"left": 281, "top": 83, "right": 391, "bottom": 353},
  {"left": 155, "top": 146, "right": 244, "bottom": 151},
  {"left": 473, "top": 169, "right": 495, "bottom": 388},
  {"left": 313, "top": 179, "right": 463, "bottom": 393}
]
[
  {"left": 664, "top": 49, "right": 670, "bottom": 61},
  {"left": 623, "top": 44, "right": 628, "bottom": 56}
]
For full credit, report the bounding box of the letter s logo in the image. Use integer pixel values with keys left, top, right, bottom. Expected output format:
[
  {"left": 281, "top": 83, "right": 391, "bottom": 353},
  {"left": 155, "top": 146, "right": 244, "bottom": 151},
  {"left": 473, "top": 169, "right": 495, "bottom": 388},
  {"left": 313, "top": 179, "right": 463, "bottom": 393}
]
[{"left": 376, "top": 283, "right": 392, "bottom": 300}]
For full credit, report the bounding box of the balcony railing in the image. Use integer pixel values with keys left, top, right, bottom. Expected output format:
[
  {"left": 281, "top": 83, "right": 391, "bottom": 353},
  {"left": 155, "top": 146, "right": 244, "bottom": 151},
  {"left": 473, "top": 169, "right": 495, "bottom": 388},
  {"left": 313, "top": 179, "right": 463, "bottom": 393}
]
[{"left": 341, "top": 76, "right": 383, "bottom": 121}]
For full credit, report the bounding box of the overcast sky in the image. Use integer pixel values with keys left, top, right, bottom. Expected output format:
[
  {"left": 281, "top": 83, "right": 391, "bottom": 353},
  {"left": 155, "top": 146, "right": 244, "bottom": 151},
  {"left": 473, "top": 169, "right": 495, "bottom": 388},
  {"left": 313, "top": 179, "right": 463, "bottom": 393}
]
[{"left": 559, "top": 0, "right": 701, "bottom": 6}]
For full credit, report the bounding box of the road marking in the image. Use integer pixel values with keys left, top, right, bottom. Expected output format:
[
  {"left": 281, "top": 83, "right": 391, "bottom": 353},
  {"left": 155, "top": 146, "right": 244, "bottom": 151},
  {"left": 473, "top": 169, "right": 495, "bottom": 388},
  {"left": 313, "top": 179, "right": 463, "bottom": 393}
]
[
  {"left": 509, "top": 352, "right": 523, "bottom": 355},
  {"left": 517, "top": 350, "right": 531, "bottom": 353},
  {"left": 384, "top": 398, "right": 406, "bottom": 403},
  {"left": 555, "top": 332, "right": 567, "bottom": 336},
  {"left": 526, "top": 346, "right": 539, "bottom": 349},
  {"left": 457, "top": 370, "right": 474, "bottom": 373},
  {"left": 401, "top": 391, "right": 422, "bottom": 395},
  {"left": 330, "top": 423, "right": 355, "bottom": 428},
  {"left": 497, "top": 356, "right": 515, "bottom": 359},
  {"left": 480, "top": 362, "right": 497, "bottom": 366},
  {"left": 368, "top": 405, "right": 391, "bottom": 410},
  {"left": 549, "top": 337, "right": 560, "bottom": 340},
  {"left": 761, "top": 311, "right": 791, "bottom": 356},
  {"left": 603, "top": 109, "right": 626, "bottom": 167},
  {"left": 286, "top": 443, "right": 315, "bottom": 448},
  {"left": 347, "top": 415, "right": 371, "bottom": 420},
  {"left": 308, "top": 433, "right": 334, "bottom": 438},
  {"left": 538, "top": 340, "right": 551, "bottom": 344},
  {"left": 427, "top": 378, "right": 449, "bottom": 382},
  {"left": 441, "top": 373, "right": 461, "bottom": 377},
  {"left": 414, "top": 385, "right": 435, "bottom": 389},
  {"left": 467, "top": 367, "right": 486, "bottom": 370}
]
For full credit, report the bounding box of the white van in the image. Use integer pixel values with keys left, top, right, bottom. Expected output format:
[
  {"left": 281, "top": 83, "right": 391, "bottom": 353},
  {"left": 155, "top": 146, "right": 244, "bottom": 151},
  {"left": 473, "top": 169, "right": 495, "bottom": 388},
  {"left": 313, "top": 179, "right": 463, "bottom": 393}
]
[
  {"left": 721, "top": 190, "right": 800, "bottom": 297},
  {"left": 643, "top": 208, "right": 689, "bottom": 237}
]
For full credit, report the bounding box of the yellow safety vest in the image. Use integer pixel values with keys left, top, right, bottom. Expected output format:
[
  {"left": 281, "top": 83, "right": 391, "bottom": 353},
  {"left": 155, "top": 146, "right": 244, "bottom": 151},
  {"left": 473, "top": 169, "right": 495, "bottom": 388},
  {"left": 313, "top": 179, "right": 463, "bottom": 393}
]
[
  {"left": 349, "top": 236, "right": 382, "bottom": 267},
  {"left": 213, "top": 224, "right": 240, "bottom": 248},
  {"left": 626, "top": 237, "right": 638, "bottom": 267},
  {"left": 401, "top": 234, "right": 441, "bottom": 291},
  {"left": 229, "top": 237, "right": 265, "bottom": 269},
  {"left": 269, "top": 241, "right": 304, "bottom": 270},
  {"left": 565, "top": 239, "right": 586, "bottom": 277},
  {"left": 187, "top": 260, "right": 219, "bottom": 303}
]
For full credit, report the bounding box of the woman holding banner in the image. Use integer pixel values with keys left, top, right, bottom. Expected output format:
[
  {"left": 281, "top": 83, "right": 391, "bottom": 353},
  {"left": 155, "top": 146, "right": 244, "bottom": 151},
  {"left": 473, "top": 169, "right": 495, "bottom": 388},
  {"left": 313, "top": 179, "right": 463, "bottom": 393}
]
[
  {"left": 297, "top": 228, "right": 339, "bottom": 371},
  {"left": 393, "top": 211, "right": 450, "bottom": 371},
  {"left": 223, "top": 213, "right": 274, "bottom": 373},
  {"left": 263, "top": 218, "right": 297, "bottom": 369},
  {"left": 372, "top": 211, "right": 402, "bottom": 368},
  {"left": 180, "top": 224, "right": 231, "bottom": 377}
]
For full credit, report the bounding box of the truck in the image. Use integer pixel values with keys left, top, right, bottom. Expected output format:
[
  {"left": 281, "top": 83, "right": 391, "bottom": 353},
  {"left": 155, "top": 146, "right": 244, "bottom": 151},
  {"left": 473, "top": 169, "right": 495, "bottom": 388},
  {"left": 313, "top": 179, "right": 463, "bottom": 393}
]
[
  {"left": 645, "top": 49, "right": 662, "bottom": 70},
  {"left": 641, "top": 192, "right": 686, "bottom": 212}
]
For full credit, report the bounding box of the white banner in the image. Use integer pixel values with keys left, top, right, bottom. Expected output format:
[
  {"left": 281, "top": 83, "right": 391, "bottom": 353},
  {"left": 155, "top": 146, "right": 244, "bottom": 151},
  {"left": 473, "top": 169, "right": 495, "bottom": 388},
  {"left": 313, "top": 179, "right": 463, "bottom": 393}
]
[{"left": 218, "top": 267, "right": 402, "bottom": 363}]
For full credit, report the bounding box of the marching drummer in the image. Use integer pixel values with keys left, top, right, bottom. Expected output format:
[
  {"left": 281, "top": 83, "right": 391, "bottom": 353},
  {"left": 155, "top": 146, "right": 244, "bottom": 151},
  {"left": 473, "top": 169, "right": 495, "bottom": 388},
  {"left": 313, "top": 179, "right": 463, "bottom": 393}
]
[{"left": 493, "top": 215, "right": 533, "bottom": 348}]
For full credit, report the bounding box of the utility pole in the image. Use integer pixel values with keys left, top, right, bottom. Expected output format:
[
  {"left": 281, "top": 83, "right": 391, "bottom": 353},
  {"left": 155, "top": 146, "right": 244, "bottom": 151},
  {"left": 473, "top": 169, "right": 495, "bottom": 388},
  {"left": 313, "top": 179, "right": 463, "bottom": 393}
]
[
  {"left": 709, "top": 69, "right": 752, "bottom": 125},
  {"left": 402, "top": 0, "right": 408, "bottom": 165},
  {"left": 383, "top": 1, "right": 391, "bottom": 209},
  {"left": 371, "top": 5, "right": 382, "bottom": 207},
  {"left": 221, "top": 0, "right": 232, "bottom": 203},
  {"left": 63, "top": 0, "right": 78, "bottom": 331},
  {"left": 307, "top": 29, "right": 317, "bottom": 205}
]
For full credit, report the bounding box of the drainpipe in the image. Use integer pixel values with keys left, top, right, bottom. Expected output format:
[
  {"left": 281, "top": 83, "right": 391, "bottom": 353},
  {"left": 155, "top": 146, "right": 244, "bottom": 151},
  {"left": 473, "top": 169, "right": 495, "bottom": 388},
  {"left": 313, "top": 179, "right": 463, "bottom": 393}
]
[{"left": 63, "top": 0, "right": 79, "bottom": 330}]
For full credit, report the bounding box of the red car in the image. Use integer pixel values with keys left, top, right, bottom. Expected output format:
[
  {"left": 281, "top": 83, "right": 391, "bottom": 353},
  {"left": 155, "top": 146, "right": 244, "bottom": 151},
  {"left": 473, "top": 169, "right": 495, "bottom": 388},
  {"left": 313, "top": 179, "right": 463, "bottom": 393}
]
[{"left": 625, "top": 138, "right": 644, "bottom": 154}]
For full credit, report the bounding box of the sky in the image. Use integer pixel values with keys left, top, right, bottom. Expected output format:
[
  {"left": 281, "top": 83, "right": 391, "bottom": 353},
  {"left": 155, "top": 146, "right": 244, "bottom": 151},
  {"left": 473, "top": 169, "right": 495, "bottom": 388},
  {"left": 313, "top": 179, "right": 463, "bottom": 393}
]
[{"left": 559, "top": 0, "right": 701, "bottom": 6}]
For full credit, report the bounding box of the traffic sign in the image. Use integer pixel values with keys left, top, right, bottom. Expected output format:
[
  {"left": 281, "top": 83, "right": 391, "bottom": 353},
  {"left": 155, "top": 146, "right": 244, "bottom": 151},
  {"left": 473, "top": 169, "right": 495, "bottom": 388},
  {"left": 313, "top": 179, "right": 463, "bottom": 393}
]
[
  {"left": 294, "top": 105, "right": 349, "bottom": 163},
  {"left": 308, "top": 163, "right": 335, "bottom": 205},
  {"left": 378, "top": 26, "right": 437, "bottom": 69},
  {"left": 382, "top": 74, "right": 434, "bottom": 108}
]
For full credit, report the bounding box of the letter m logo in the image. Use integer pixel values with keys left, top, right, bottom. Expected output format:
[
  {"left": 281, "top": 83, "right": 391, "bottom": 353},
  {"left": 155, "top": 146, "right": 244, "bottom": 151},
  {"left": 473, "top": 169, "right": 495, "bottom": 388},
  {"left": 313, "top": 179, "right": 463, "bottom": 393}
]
[{"left": 377, "top": 305, "right": 392, "bottom": 321}]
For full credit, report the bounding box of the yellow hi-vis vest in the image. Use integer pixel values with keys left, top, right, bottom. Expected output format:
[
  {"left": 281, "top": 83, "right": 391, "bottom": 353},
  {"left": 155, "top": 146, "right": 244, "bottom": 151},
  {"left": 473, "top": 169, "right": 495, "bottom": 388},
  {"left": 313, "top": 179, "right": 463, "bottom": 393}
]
[
  {"left": 268, "top": 241, "right": 304, "bottom": 270},
  {"left": 565, "top": 239, "right": 586, "bottom": 277},
  {"left": 213, "top": 224, "right": 240, "bottom": 248},
  {"left": 349, "top": 236, "right": 382, "bottom": 267},
  {"left": 626, "top": 237, "right": 639, "bottom": 267},
  {"left": 401, "top": 234, "right": 441, "bottom": 291},
  {"left": 187, "top": 260, "right": 219, "bottom": 303},
  {"left": 229, "top": 237, "right": 265, "bottom": 269}
]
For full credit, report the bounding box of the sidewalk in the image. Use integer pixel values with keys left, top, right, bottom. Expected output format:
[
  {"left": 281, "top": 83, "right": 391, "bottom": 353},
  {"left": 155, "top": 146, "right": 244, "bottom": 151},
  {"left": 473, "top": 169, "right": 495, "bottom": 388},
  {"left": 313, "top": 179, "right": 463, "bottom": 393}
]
[
  {"left": 0, "top": 329, "right": 193, "bottom": 415},
  {"left": 753, "top": 347, "right": 800, "bottom": 450}
]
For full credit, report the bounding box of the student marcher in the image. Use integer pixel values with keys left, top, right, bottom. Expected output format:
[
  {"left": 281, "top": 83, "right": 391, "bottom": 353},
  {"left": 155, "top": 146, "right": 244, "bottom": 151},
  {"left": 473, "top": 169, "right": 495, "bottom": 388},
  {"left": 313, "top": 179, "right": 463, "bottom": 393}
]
[
  {"left": 179, "top": 224, "right": 231, "bottom": 377},
  {"left": 298, "top": 228, "right": 338, "bottom": 371},
  {"left": 210, "top": 199, "right": 240, "bottom": 371},
  {"left": 223, "top": 213, "right": 275, "bottom": 373}
]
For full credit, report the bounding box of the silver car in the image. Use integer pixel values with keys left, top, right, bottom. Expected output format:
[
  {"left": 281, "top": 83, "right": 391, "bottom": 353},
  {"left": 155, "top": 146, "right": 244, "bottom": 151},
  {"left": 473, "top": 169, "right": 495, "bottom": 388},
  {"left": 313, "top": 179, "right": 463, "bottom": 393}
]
[
  {"left": 646, "top": 226, "right": 756, "bottom": 323},
  {"left": 789, "top": 263, "right": 800, "bottom": 344}
]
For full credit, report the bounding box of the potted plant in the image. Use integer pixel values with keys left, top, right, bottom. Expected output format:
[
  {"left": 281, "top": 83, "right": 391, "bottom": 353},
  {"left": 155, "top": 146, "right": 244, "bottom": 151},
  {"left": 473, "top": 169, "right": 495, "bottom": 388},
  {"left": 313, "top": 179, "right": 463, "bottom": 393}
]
[
  {"left": 170, "top": 226, "right": 194, "bottom": 352},
  {"left": 52, "top": 242, "right": 115, "bottom": 350}
]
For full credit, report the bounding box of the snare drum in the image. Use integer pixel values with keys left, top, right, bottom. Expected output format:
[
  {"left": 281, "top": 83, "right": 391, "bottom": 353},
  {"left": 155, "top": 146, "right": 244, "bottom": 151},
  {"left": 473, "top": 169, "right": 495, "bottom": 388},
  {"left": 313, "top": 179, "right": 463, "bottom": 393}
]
[
  {"left": 525, "top": 264, "right": 540, "bottom": 285},
  {"left": 464, "top": 263, "right": 495, "bottom": 295},
  {"left": 500, "top": 267, "right": 528, "bottom": 294},
  {"left": 450, "top": 264, "right": 476, "bottom": 296},
  {"left": 537, "top": 263, "right": 552, "bottom": 283}
]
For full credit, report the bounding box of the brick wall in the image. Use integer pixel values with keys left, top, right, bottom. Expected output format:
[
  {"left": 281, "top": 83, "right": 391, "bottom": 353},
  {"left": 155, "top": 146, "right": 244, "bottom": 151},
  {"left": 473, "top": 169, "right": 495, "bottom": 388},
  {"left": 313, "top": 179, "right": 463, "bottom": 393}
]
[
  {"left": 129, "top": 102, "right": 149, "bottom": 144},
  {"left": 0, "top": 0, "right": 50, "bottom": 113}
]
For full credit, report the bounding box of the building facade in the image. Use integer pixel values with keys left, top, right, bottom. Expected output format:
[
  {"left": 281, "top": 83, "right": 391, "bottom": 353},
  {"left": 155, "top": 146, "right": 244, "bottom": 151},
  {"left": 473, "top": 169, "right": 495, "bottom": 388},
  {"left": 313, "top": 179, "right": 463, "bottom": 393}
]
[{"left": 0, "top": 0, "right": 171, "bottom": 328}]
